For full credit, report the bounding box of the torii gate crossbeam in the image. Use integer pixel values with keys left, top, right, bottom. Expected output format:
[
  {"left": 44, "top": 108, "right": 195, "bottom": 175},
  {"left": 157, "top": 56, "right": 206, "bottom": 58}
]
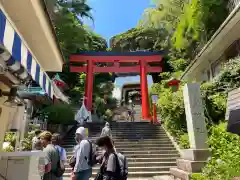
[{"left": 70, "top": 51, "right": 164, "bottom": 121}]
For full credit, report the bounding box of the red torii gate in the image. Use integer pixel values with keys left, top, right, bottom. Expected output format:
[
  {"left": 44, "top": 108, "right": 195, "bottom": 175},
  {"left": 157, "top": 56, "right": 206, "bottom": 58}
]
[{"left": 70, "top": 51, "right": 164, "bottom": 121}]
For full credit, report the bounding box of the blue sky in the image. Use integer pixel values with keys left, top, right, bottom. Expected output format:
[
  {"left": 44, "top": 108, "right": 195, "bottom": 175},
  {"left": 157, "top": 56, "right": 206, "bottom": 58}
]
[{"left": 85, "top": 0, "right": 154, "bottom": 87}]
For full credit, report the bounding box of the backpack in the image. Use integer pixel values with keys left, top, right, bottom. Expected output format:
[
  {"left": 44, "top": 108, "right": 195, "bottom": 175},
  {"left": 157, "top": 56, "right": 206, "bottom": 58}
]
[
  {"left": 113, "top": 153, "right": 128, "bottom": 180},
  {"left": 87, "top": 140, "right": 97, "bottom": 166},
  {"left": 55, "top": 147, "right": 65, "bottom": 177}
]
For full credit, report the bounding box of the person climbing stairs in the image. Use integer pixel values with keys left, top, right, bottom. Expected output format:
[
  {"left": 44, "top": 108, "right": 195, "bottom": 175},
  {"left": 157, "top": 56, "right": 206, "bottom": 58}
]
[{"left": 62, "top": 122, "right": 179, "bottom": 179}]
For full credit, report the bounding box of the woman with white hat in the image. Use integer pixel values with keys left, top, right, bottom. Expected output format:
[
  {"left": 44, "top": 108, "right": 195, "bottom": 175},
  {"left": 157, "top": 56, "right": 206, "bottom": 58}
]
[{"left": 71, "top": 127, "right": 92, "bottom": 180}]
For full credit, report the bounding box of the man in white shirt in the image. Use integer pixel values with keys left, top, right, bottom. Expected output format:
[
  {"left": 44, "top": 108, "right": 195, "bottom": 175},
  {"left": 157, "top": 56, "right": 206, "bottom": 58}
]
[
  {"left": 100, "top": 122, "right": 112, "bottom": 138},
  {"left": 73, "top": 127, "right": 92, "bottom": 180}
]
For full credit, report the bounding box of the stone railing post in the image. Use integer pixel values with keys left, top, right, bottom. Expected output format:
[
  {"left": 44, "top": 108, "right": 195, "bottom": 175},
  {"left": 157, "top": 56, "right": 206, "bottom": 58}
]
[{"left": 170, "top": 83, "right": 210, "bottom": 180}]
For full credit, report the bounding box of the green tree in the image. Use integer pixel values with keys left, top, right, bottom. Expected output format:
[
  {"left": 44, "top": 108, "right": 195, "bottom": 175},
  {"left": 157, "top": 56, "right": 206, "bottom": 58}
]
[
  {"left": 43, "top": 1, "right": 117, "bottom": 119},
  {"left": 172, "top": 0, "right": 228, "bottom": 58},
  {"left": 56, "top": 0, "right": 93, "bottom": 20},
  {"left": 138, "top": 0, "right": 187, "bottom": 30},
  {"left": 42, "top": 104, "right": 75, "bottom": 125},
  {"left": 51, "top": 1, "right": 113, "bottom": 104}
]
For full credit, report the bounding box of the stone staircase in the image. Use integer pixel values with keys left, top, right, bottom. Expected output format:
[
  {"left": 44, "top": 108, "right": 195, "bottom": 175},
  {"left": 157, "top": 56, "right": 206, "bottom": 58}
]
[{"left": 62, "top": 122, "right": 179, "bottom": 180}]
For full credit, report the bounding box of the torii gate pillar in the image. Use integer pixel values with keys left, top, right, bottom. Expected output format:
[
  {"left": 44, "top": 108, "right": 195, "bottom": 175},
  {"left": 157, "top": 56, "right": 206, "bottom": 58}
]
[
  {"left": 85, "top": 60, "right": 93, "bottom": 111},
  {"left": 140, "top": 59, "right": 151, "bottom": 120}
]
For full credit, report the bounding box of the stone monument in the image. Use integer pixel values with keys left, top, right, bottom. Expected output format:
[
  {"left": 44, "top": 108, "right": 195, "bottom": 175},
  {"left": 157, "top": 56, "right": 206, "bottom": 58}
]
[{"left": 170, "top": 83, "right": 210, "bottom": 180}]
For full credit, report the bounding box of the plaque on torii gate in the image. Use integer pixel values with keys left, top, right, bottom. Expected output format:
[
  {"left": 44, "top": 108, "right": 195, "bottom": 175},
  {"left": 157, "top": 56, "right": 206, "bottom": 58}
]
[{"left": 70, "top": 51, "right": 164, "bottom": 121}]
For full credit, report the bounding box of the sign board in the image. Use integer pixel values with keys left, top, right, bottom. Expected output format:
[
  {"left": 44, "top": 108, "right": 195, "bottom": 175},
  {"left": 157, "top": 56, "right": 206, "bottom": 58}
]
[{"left": 151, "top": 95, "right": 158, "bottom": 104}]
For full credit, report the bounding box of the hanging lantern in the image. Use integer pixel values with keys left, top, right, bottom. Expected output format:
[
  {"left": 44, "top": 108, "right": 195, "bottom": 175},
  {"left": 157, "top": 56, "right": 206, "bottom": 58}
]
[{"left": 167, "top": 79, "right": 180, "bottom": 92}]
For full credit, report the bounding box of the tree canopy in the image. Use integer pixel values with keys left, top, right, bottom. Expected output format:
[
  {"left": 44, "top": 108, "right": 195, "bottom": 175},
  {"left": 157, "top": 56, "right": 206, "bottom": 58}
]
[
  {"left": 110, "top": 0, "right": 229, "bottom": 79},
  {"left": 41, "top": 1, "right": 116, "bottom": 121}
]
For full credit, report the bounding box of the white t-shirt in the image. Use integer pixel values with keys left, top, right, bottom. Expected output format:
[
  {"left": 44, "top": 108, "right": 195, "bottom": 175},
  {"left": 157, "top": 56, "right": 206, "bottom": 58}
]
[
  {"left": 101, "top": 127, "right": 112, "bottom": 138},
  {"left": 74, "top": 139, "right": 91, "bottom": 172}
]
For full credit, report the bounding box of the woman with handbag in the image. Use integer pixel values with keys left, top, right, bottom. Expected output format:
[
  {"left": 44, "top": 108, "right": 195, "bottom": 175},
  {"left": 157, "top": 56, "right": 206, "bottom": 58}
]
[{"left": 95, "top": 136, "right": 123, "bottom": 180}]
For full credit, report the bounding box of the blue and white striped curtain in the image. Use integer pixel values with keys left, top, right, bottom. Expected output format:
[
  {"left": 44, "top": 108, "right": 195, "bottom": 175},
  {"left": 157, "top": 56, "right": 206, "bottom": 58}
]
[{"left": 0, "top": 9, "right": 53, "bottom": 98}]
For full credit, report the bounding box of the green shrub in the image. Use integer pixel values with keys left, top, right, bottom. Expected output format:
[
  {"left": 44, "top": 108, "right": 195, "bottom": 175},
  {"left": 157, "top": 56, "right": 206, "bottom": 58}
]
[
  {"left": 3, "top": 130, "right": 38, "bottom": 152},
  {"left": 197, "top": 123, "right": 240, "bottom": 179},
  {"left": 2, "top": 145, "right": 14, "bottom": 152},
  {"left": 157, "top": 83, "right": 187, "bottom": 138},
  {"left": 179, "top": 133, "right": 190, "bottom": 149},
  {"left": 4, "top": 132, "right": 16, "bottom": 148},
  {"left": 103, "top": 109, "right": 113, "bottom": 122},
  {"left": 95, "top": 97, "right": 107, "bottom": 116},
  {"left": 42, "top": 104, "right": 75, "bottom": 125},
  {"left": 191, "top": 173, "right": 205, "bottom": 180},
  {"left": 21, "top": 131, "right": 36, "bottom": 151}
]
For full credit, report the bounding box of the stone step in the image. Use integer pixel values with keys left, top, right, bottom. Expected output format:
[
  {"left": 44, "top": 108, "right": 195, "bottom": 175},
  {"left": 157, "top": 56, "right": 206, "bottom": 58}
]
[
  {"left": 65, "top": 150, "right": 178, "bottom": 155},
  {"left": 64, "top": 133, "right": 168, "bottom": 140},
  {"left": 110, "top": 150, "right": 178, "bottom": 154},
  {"left": 63, "top": 171, "right": 170, "bottom": 178},
  {"left": 64, "top": 137, "right": 170, "bottom": 141},
  {"left": 115, "top": 144, "right": 175, "bottom": 148},
  {"left": 62, "top": 143, "right": 175, "bottom": 148},
  {"left": 176, "top": 159, "right": 206, "bottom": 173},
  {"left": 64, "top": 146, "right": 176, "bottom": 152},
  {"left": 116, "top": 147, "right": 176, "bottom": 151},
  {"left": 64, "top": 157, "right": 177, "bottom": 164},
  {"left": 63, "top": 139, "right": 171, "bottom": 143},
  {"left": 126, "top": 157, "right": 178, "bottom": 162},
  {"left": 113, "top": 140, "right": 172, "bottom": 144},
  {"left": 66, "top": 153, "right": 179, "bottom": 159},
  {"left": 62, "top": 141, "right": 172, "bottom": 146},
  {"left": 67, "top": 130, "right": 165, "bottom": 134},
  {"left": 66, "top": 130, "right": 165, "bottom": 135},
  {"left": 64, "top": 166, "right": 175, "bottom": 173},
  {"left": 64, "top": 161, "right": 176, "bottom": 168},
  {"left": 170, "top": 168, "right": 190, "bottom": 180},
  {"left": 153, "top": 176, "right": 173, "bottom": 180}
]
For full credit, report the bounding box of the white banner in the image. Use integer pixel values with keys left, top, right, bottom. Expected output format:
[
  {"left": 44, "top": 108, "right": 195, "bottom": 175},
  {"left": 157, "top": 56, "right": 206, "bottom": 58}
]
[{"left": 75, "top": 101, "right": 90, "bottom": 125}]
